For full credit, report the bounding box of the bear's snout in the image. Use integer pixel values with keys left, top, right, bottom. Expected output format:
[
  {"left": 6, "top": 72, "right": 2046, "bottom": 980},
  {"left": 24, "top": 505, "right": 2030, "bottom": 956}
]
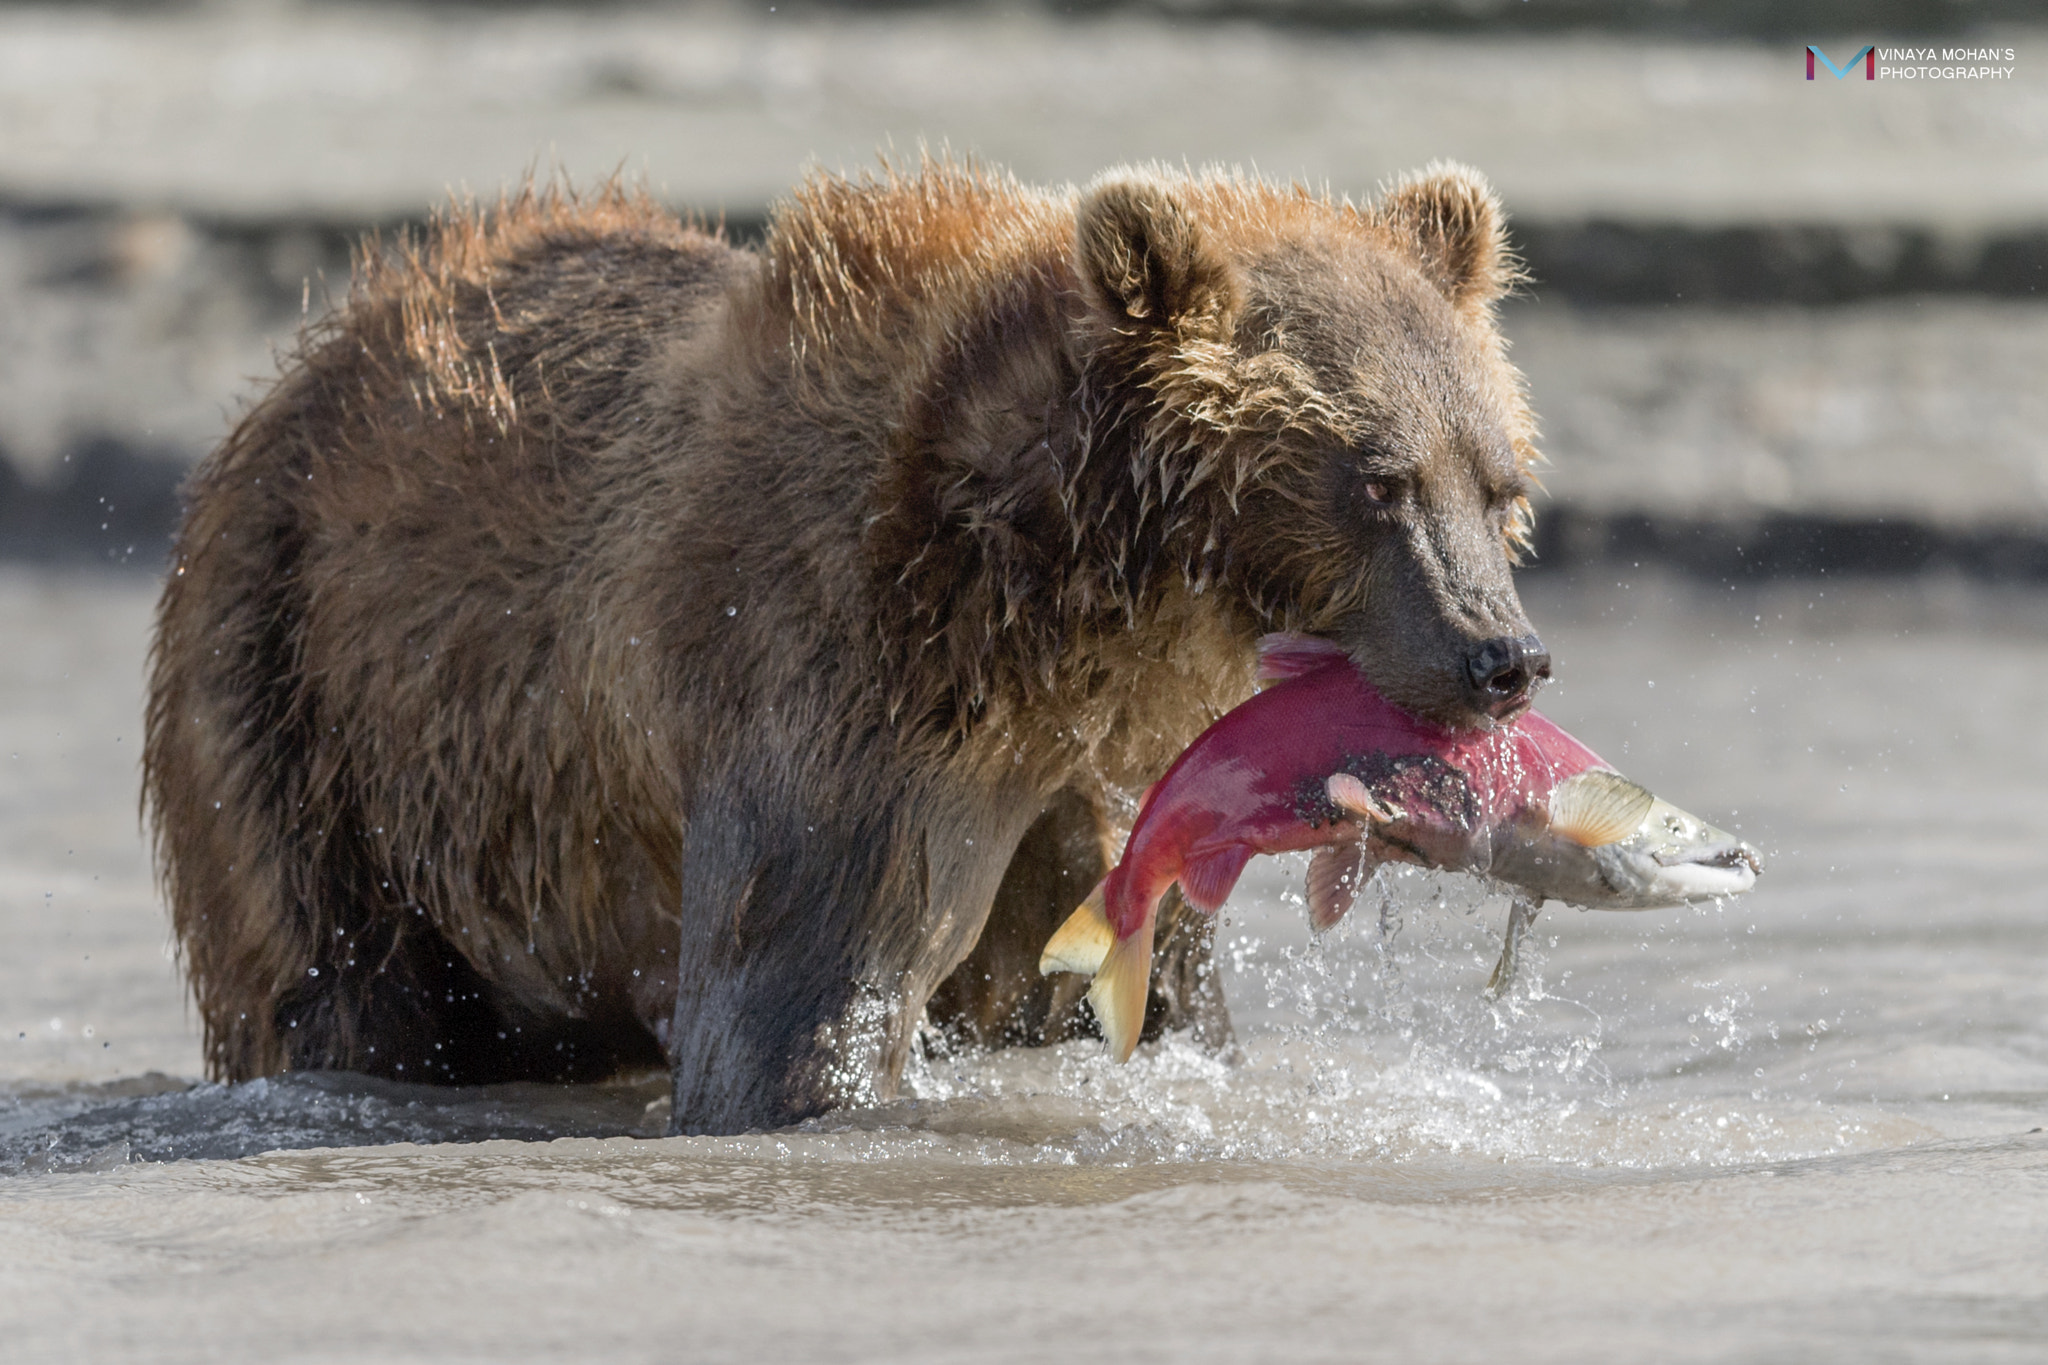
[{"left": 1462, "top": 634, "right": 1550, "bottom": 719}]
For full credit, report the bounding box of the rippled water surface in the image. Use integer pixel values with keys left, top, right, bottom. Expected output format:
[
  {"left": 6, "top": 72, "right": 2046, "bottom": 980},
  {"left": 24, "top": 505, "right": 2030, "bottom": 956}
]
[{"left": 4, "top": 567, "right": 2047, "bottom": 1363}]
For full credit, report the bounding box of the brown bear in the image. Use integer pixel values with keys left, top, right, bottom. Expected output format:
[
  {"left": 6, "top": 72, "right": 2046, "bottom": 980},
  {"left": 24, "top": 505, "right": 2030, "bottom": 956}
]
[{"left": 143, "top": 159, "right": 1548, "bottom": 1134}]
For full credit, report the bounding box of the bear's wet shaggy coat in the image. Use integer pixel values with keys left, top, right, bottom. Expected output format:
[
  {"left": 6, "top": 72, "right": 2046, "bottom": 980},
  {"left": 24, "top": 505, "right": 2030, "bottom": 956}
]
[{"left": 145, "top": 160, "right": 1543, "bottom": 1133}]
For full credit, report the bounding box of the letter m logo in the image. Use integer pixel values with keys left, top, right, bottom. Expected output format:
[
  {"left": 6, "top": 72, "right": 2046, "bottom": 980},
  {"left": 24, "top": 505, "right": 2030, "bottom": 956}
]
[{"left": 1807, "top": 45, "right": 1875, "bottom": 80}]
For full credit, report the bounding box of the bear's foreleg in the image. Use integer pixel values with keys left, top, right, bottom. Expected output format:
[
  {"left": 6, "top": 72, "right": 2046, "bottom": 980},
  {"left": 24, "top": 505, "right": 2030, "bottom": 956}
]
[
  {"left": 924, "top": 786, "right": 1103, "bottom": 1048},
  {"left": 665, "top": 755, "right": 1038, "bottom": 1134}
]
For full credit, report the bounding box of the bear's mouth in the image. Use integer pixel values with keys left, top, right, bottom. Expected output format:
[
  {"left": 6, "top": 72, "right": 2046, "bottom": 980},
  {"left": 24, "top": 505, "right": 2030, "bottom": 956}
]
[{"left": 1483, "top": 691, "right": 1537, "bottom": 724}]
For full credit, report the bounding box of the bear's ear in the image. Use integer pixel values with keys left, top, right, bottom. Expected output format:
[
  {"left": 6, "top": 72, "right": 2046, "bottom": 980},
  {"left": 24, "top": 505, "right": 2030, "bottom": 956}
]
[
  {"left": 1075, "top": 173, "right": 1239, "bottom": 332},
  {"left": 1376, "top": 164, "right": 1513, "bottom": 313}
]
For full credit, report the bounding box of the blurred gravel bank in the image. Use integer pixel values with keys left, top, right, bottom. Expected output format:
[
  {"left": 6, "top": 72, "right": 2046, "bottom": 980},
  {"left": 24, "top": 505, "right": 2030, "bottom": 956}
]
[
  {"left": 1, "top": 2, "right": 2042, "bottom": 571},
  {"left": 6, "top": 3, "right": 2039, "bottom": 225}
]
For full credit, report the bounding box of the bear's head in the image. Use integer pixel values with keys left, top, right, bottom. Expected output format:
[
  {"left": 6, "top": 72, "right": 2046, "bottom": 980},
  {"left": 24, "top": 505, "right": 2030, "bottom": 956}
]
[{"left": 1073, "top": 164, "right": 1547, "bottom": 730}]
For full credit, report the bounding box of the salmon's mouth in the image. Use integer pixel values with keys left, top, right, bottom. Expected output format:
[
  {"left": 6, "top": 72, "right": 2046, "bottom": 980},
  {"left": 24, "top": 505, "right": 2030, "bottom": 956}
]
[
  {"left": 1627, "top": 830, "right": 1763, "bottom": 902},
  {"left": 1654, "top": 840, "right": 1765, "bottom": 877}
]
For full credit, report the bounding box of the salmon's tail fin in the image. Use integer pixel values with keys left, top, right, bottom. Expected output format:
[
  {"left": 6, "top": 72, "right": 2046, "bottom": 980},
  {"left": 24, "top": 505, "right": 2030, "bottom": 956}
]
[
  {"left": 1038, "top": 880, "right": 1156, "bottom": 1063},
  {"left": 1039, "top": 881, "right": 1115, "bottom": 977},
  {"left": 1087, "top": 916, "right": 1156, "bottom": 1064}
]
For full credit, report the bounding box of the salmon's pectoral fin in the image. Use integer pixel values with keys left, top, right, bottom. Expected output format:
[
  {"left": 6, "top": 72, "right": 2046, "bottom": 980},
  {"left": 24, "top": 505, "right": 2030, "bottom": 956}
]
[
  {"left": 1327, "top": 772, "right": 1401, "bottom": 824},
  {"left": 1177, "top": 845, "right": 1254, "bottom": 915},
  {"left": 1087, "top": 915, "right": 1157, "bottom": 1064},
  {"left": 1039, "top": 881, "right": 1115, "bottom": 977},
  {"left": 1547, "top": 770, "right": 1654, "bottom": 848},
  {"left": 1485, "top": 896, "right": 1543, "bottom": 999},
  {"left": 1305, "top": 843, "right": 1371, "bottom": 933}
]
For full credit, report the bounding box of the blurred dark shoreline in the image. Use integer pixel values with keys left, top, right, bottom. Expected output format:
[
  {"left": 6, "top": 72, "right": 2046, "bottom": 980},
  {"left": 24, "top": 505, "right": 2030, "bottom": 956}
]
[
  {"left": 13, "top": 194, "right": 2048, "bottom": 302},
  {"left": 24, "top": 482, "right": 2048, "bottom": 584},
  {"left": 29, "top": 0, "right": 2031, "bottom": 41},
  {"left": 7, "top": 198, "right": 2045, "bottom": 579}
]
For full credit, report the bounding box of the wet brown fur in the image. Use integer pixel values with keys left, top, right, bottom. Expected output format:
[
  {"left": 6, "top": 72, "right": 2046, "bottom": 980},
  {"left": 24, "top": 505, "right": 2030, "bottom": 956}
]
[{"left": 145, "top": 159, "right": 1542, "bottom": 1133}]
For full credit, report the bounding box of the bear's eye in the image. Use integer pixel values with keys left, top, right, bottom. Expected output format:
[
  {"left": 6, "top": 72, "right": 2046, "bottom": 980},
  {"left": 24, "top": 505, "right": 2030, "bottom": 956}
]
[{"left": 1361, "top": 478, "right": 1401, "bottom": 508}]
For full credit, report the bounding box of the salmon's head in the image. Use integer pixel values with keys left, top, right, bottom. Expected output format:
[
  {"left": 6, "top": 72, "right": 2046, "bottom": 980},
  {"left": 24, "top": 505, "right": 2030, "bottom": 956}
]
[
  {"left": 1494, "top": 769, "right": 1766, "bottom": 909},
  {"left": 1329, "top": 761, "right": 1764, "bottom": 911},
  {"left": 1070, "top": 164, "right": 1548, "bottom": 731}
]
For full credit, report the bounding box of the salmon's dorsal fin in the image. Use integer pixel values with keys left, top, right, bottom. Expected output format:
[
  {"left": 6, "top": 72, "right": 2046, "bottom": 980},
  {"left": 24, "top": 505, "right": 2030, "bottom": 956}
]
[
  {"left": 1255, "top": 632, "right": 1352, "bottom": 686},
  {"left": 1548, "top": 769, "right": 1655, "bottom": 848},
  {"left": 1177, "top": 845, "right": 1254, "bottom": 914},
  {"left": 1305, "top": 843, "right": 1369, "bottom": 932}
]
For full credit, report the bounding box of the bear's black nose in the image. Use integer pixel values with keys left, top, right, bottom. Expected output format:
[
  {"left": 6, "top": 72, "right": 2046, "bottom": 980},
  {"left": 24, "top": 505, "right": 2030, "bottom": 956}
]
[{"left": 1464, "top": 634, "right": 1550, "bottom": 715}]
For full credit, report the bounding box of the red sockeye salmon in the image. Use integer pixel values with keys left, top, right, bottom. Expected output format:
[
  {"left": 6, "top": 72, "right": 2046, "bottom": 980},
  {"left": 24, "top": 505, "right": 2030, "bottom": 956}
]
[{"left": 1039, "top": 633, "right": 1762, "bottom": 1061}]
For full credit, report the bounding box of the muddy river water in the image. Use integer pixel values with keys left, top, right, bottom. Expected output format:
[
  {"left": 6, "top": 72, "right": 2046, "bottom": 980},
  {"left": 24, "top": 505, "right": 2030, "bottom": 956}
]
[{"left": 2, "top": 566, "right": 2045, "bottom": 1362}]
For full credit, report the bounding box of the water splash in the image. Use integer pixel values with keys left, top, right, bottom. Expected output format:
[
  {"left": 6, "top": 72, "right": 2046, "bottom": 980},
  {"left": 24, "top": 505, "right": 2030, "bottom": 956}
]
[
  {"left": 890, "top": 863, "right": 1881, "bottom": 1171},
  {"left": 0, "top": 869, "right": 1889, "bottom": 1176}
]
